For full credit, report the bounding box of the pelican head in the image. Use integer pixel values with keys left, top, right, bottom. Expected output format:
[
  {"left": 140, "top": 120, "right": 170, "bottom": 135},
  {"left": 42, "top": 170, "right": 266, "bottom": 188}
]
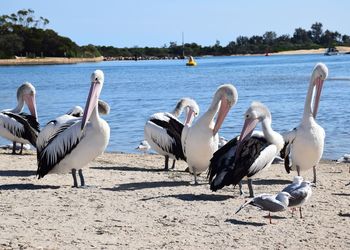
[
  {"left": 182, "top": 98, "right": 200, "bottom": 126},
  {"left": 17, "top": 82, "right": 37, "bottom": 119},
  {"left": 311, "top": 63, "right": 328, "bottom": 118},
  {"left": 213, "top": 84, "right": 238, "bottom": 135},
  {"left": 81, "top": 70, "right": 104, "bottom": 130},
  {"left": 238, "top": 102, "right": 270, "bottom": 142}
]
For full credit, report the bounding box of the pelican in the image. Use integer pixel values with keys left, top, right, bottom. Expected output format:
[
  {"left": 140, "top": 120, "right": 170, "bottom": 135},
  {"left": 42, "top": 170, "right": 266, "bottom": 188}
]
[
  {"left": 0, "top": 82, "right": 39, "bottom": 154},
  {"left": 235, "top": 192, "right": 291, "bottom": 224},
  {"left": 208, "top": 102, "right": 284, "bottom": 197},
  {"left": 281, "top": 63, "right": 328, "bottom": 183},
  {"left": 281, "top": 176, "right": 313, "bottom": 218},
  {"left": 182, "top": 84, "right": 238, "bottom": 184},
  {"left": 37, "top": 70, "right": 110, "bottom": 187},
  {"left": 37, "top": 100, "right": 110, "bottom": 154},
  {"left": 144, "top": 97, "right": 199, "bottom": 170}
]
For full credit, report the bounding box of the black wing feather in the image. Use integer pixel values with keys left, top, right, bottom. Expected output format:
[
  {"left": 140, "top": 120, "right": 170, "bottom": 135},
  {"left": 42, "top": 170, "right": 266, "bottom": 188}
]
[
  {"left": 149, "top": 114, "right": 186, "bottom": 161},
  {"left": 2, "top": 111, "right": 40, "bottom": 146},
  {"left": 209, "top": 135, "right": 269, "bottom": 191},
  {"left": 37, "top": 121, "right": 82, "bottom": 178}
]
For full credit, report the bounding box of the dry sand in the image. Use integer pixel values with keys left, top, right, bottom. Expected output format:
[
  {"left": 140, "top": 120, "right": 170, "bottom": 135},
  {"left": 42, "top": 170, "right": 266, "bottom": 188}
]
[
  {"left": 0, "top": 149, "right": 349, "bottom": 249},
  {"left": 0, "top": 57, "right": 103, "bottom": 66}
]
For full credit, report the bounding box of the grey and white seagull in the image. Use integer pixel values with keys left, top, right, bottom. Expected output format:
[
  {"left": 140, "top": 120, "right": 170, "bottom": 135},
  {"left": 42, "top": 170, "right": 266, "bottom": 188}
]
[{"left": 235, "top": 191, "right": 291, "bottom": 224}]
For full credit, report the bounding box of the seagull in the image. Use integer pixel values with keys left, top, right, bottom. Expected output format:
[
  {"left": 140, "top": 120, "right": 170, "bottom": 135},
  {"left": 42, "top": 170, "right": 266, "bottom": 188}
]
[
  {"left": 135, "top": 140, "right": 151, "bottom": 153},
  {"left": 281, "top": 176, "right": 313, "bottom": 218},
  {"left": 235, "top": 191, "right": 291, "bottom": 224},
  {"left": 281, "top": 63, "right": 328, "bottom": 183},
  {"left": 218, "top": 136, "right": 228, "bottom": 148}
]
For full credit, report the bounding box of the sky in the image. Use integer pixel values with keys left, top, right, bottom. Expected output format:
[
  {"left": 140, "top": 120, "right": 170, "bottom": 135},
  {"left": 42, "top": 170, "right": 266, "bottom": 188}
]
[{"left": 1, "top": 0, "right": 350, "bottom": 47}]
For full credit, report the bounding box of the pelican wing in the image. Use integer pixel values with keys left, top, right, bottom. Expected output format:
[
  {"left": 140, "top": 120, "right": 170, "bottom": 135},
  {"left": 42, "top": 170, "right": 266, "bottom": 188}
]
[
  {"left": 37, "top": 120, "right": 83, "bottom": 178},
  {"left": 280, "top": 128, "right": 297, "bottom": 173},
  {"left": 0, "top": 111, "right": 39, "bottom": 146},
  {"left": 37, "top": 115, "right": 80, "bottom": 153},
  {"left": 146, "top": 113, "right": 186, "bottom": 161},
  {"left": 208, "top": 136, "right": 239, "bottom": 187},
  {"left": 209, "top": 135, "right": 270, "bottom": 191}
]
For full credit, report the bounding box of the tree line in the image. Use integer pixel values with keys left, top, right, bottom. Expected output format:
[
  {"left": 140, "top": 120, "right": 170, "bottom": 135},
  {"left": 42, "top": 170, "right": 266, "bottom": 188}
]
[{"left": 1, "top": 9, "right": 350, "bottom": 59}]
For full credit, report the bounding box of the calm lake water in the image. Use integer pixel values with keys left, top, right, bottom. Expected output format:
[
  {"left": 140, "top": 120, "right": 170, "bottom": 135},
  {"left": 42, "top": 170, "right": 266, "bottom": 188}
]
[{"left": 0, "top": 54, "right": 349, "bottom": 159}]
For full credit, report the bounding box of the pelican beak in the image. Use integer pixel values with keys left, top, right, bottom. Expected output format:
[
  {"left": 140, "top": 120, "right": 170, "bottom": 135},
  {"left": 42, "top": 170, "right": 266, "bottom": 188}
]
[
  {"left": 313, "top": 76, "right": 324, "bottom": 118},
  {"left": 81, "top": 80, "right": 101, "bottom": 130},
  {"left": 23, "top": 94, "right": 38, "bottom": 119},
  {"left": 184, "top": 107, "right": 195, "bottom": 126},
  {"left": 213, "top": 97, "right": 231, "bottom": 135},
  {"left": 238, "top": 117, "right": 259, "bottom": 143}
]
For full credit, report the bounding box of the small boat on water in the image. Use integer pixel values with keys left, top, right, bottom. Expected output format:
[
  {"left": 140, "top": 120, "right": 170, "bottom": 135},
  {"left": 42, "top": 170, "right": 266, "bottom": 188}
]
[
  {"left": 186, "top": 56, "right": 197, "bottom": 66},
  {"left": 324, "top": 47, "right": 339, "bottom": 56}
]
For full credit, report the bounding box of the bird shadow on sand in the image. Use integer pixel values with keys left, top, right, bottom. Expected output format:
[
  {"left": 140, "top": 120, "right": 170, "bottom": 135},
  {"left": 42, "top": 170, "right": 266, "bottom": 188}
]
[
  {"left": 0, "top": 183, "right": 60, "bottom": 190},
  {"left": 0, "top": 170, "right": 36, "bottom": 177},
  {"left": 225, "top": 218, "right": 266, "bottom": 227},
  {"left": 252, "top": 179, "right": 292, "bottom": 185},
  {"left": 90, "top": 165, "right": 181, "bottom": 173},
  {"left": 332, "top": 192, "right": 350, "bottom": 197},
  {"left": 140, "top": 193, "right": 234, "bottom": 202},
  {"left": 102, "top": 180, "right": 190, "bottom": 191},
  {"left": 338, "top": 212, "right": 350, "bottom": 217}
]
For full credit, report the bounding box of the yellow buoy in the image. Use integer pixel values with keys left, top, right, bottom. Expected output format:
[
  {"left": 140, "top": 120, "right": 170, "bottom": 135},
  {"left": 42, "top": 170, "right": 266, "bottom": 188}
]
[{"left": 186, "top": 56, "right": 197, "bottom": 66}]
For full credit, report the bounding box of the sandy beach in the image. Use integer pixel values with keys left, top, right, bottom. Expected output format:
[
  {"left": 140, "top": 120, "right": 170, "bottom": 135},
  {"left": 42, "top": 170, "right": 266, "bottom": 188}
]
[
  {"left": 0, "top": 57, "right": 104, "bottom": 66},
  {"left": 0, "top": 149, "right": 349, "bottom": 249}
]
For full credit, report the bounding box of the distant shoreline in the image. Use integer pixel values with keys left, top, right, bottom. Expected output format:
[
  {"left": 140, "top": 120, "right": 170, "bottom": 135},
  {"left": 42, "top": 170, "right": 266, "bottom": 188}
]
[
  {"left": 0, "top": 56, "right": 104, "bottom": 66},
  {"left": 1, "top": 46, "right": 350, "bottom": 66}
]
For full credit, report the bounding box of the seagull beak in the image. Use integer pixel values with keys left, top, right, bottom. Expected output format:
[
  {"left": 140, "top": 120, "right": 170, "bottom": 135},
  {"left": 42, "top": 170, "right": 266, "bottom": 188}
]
[
  {"left": 81, "top": 81, "right": 101, "bottom": 130},
  {"left": 213, "top": 97, "right": 231, "bottom": 135},
  {"left": 313, "top": 76, "right": 324, "bottom": 118},
  {"left": 23, "top": 94, "right": 38, "bottom": 119}
]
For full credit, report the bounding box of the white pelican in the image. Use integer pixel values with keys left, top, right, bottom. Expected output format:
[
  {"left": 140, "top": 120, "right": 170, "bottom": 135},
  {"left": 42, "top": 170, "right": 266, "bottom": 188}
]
[
  {"left": 37, "top": 100, "right": 110, "bottom": 154},
  {"left": 144, "top": 97, "right": 199, "bottom": 170},
  {"left": 182, "top": 84, "right": 238, "bottom": 184},
  {"left": 37, "top": 70, "right": 110, "bottom": 187},
  {"left": 235, "top": 192, "right": 291, "bottom": 224},
  {"left": 208, "top": 102, "right": 284, "bottom": 197},
  {"left": 0, "top": 82, "right": 39, "bottom": 154},
  {"left": 281, "top": 63, "right": 328, "bottom": 183}
]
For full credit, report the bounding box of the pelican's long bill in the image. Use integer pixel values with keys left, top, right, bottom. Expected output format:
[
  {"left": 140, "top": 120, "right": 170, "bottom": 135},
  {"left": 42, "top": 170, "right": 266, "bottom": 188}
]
[
  {"left": 235, "top": 117, "right": 259, "bottom": 159},
  {"left": 184, "top": 107, "right": 195, "bottom": 125},
  {"left": 23, "top": 93, "right": 37, "bottom": 119},
  {"left": 312, "top": 76, "right": 324, "bottom": 118},
  {"left": 81, "top": 79, "right": 102, "bottom": 130},
  {"left": 213, "top": 97, "right": 230, "bottom": 135}
]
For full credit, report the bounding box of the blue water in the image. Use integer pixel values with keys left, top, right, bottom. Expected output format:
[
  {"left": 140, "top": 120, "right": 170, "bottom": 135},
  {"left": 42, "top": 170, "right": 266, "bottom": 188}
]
[{"left": 0, "top": 54, "right": 349, "bottom": 159}]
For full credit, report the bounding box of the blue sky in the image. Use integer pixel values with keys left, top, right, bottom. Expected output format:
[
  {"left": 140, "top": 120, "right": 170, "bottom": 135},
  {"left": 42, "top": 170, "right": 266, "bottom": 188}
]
[{"left": 1, "top": 0, "right": 349, "bottom": 47}]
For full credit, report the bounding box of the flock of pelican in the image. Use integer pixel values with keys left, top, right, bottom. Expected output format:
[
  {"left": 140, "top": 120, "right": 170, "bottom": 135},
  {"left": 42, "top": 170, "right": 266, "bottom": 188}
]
[{"left": 0, "top": 62, "right": 335, "bottom": 222}]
